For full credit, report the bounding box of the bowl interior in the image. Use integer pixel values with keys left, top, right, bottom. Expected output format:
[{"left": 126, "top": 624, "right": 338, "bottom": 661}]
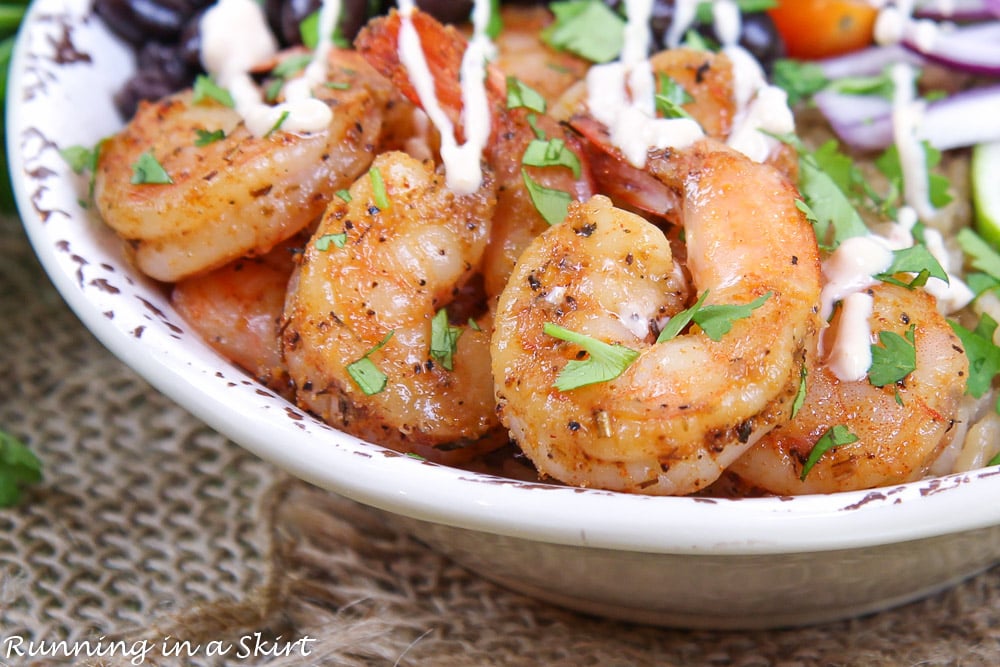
[{"left": 8, "top": 0, "right": 1000, "bottom": 558}]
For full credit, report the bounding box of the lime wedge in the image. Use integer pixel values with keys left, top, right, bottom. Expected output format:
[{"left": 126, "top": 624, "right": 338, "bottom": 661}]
[{"left": 972, "top": 141, "right": 1000, "bottom": 249}]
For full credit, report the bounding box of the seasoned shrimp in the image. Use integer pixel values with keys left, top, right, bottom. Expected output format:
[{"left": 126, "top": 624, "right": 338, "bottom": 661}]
[
  {"left": 491, "top": 141, "right": 822, "bottom": 495},
  {"left": 171, "top": 237, "right": 301, "bottom": 397},
  {"left": 94, "top": 50, "right": 389, "bottom": 282},
  {"left": 491, "top": 5, "right": 589, "bottom": 107},
  {"left": 727, "top": 283, "right": 968, "bottom": 494},
  {"left": 356, "top": 9, "right": 593, "bottom": 299},
  {"left": 282, "top": 151, "right": 504, "bottom": 463}
]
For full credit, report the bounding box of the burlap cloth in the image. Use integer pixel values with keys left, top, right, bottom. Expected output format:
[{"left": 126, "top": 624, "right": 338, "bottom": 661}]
[{"left": 2, "top": 213, "right": 999, "bottom": 667}]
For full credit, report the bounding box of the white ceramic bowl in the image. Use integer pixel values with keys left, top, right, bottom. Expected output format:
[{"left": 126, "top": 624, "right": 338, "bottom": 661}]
[{"left": 9, "top": 0, "right": 1000, "bottom": 630}]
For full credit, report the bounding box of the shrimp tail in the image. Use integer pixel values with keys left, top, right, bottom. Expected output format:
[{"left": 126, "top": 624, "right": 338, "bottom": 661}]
[
  {"left": 355, "top": 9, "right": 508, "bottom": 143},
  {"left": 569, "top": 114, "right": 680, "bottom": 220}
]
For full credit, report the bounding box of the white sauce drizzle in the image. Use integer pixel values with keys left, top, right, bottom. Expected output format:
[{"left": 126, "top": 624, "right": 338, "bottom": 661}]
[
  {"left": 889, "top": 62, "right": 937, "bottom": 221},
  {"left": 665, "top": 0, "right": 700, "bottom": 49},
  {"left": 396, "top": 0, "right": 493, "bottom": 194},
  {"left": 826, "top": 292, "right": 877, "bottom": 382},
  {"left": 200, "top": 0, "right": 343, "bottom": 137},
  {"left": 585, "top": 0, "right": 703, "bottom": 168}
]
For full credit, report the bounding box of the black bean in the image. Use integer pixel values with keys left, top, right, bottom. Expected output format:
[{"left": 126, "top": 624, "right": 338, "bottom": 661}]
[{"left": 94, "top": 0, "right": 196, "bottom": 44}]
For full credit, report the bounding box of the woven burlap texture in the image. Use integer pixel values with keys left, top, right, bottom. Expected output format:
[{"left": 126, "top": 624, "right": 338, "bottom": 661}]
[{"left": 2, "top": 217, "right": 1000, "bottom": 666}]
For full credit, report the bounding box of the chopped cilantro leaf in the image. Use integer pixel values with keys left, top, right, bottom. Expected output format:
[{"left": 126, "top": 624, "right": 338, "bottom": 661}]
[
  {"left": 656, "top": 291, "right": 770, "bottom": 342},
  {"left": 800, "top": 425, "right": 859, "bottom": 480},
  {"left": 868, "top": 324, "right": 917, "bottom": 387},
  {"left": 335, "top": 189, "right": 352, "bottom": 203},
  {"left": 876, "top": 245, "right": 949, "bottom": 289},
  {"left": 265, "top": 110, "right": 290, "bottom": 137},
  {"left": 772, "top": 59, "right": 829, "bottom": 106},
  {"left": 315, "top": 232, "right": 347, "bottom": 251},
  {"left": 694, "top": 0, "right": 777, "bottom": 23},
  {"left": 194, "top": 128, "right": 226, "bottom": 147},
  {"left": 544, "top": 322, "right": 639, "bottom": 391},
  {"left": 130, "top": 151, "right": 173, "bottom": 185},
  {"left": 876, "top": 142, "right": 953, "bottom": 212},
  {"left": 506, "top": 76, "right": 547, "bottom": 113},
  {"left": 300, "top": 10, "right": 349, "bottom": 50},
  {"left": 522, "top": 169, "right": 571, "bottom": 225},
  {"left": 958, "top": 228, "right": 1000, "bottom": 281},
  {"left": 948, "top": 316, "right": 1000, "bottom": 399},
  {"left": 783, "top": 135, "right": 868, "bottom": 248},
  {"left": 369, "top": 166, "right": 390, "bottom": 210},
  {"left": 0, "top": 429, "right": 42, "bottom": 507},
  {"left": 521, "top": 138, "right": 582, "bottom": 178},
  {"left": 655, "top": 73, "right": 694, "bottom": 120},
  {"left": 656, "top": 290, "right": 709, "bottom": 343},
  {"left": 347, "top": 330, "right": 394, "bottom": 395},
  {"left": 829, "top": 71, "right": 895, "bottom": 99},
  {"left": 541, "top": 0, "right": 625, "bottom": 64},
  {"left": 988, "top": 451, "right": 1000, "bottom": 467},
  {"left": 192, "top": 75, "right": 234, "bottom": 108},
  {"left": 60, "top": 144, "right": 100, "bottom": 175},
  {"left": 486, "top": 0, "right": 502, "bottom": 39},
  {"left": 791, "top": 365, "right": 808, "bottom": 419},
  {"left": 430, "top": 308, "right": 463, "bottom": 371}
]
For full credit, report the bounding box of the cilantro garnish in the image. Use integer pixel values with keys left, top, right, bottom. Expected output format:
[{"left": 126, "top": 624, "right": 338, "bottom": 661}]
[
  {"left": 988, "top": 451, "right": 1000, "bottom": 467},
  {"left": 315, "top": 232, "right": 347, "bottom": 251},
  {"left": 791, "top": 365, "right": 808, "bottom": 419},
  {"left": 521, "top": 138, "right": 582, "bottom": 178},
  {"left": 347, "top": 330, "right": 394, "bottom": 395},
  {"left": 264, "top": 110, "right": 290, "bottom": 137},
  {"left": 130, "top": 151, "right": 173, "bottom": 185},
  {"left": 775, "top": 134, "right": 867, "bottom": 249},
  {"left": 265, "top": 54, "right": 314, "bottom": 102},
  {"left": 485, "top": 0, "right": 502, "bottom": 38},
  {"left": 194, "top": 128, "right": 226, "bottom": 147},
  {"left": 868, "top": 324, "right": 917, "bottom": 387},
  {"left": 694, "top": 0, "right": 776, "bottom": 23},
  {"left": 60, "top": 140, "right": 105, "bottom": 201},
  {"left": 544, "top": 322, "right": 639, "bottom": 391},
  {"left": 430, "top": 308, "right": 463, "bottom": 371},
  {"left": 506, "top": 76, "right": 546, "bottom": 113},
  {"left": 876, "top": 245, "right": 949, "bottom": 289},
  {"left": 300, "top": 10, "right": 349, "bottom": 50},
  {"left": 522, "top": 169, "right": 571, "bottom": 225},
  {"left": 192, "top": 74, "right": 234, "bottom": 108},
  {"left": 369, "top": 166, "right": 389, "bottom": 210},
  {"left": 655, "top": 73, "right": 694, "bottom": 120},
  {"left": 541, "top": 0, "right": 625, "bottom": 64},
  {"left": 772, "top": 59, "right": 829, "bottom": 106},
  {"left": 875, "top": 142, "right": 953, "bottom": 213},
  {"left": 800, "top": 425, "right": 859, "bottom": 480},
  {"left": 829, "top": 71, "right": 895, "bottom": 99},
  {"left": 948, "top": 315, "right": 1000, "bottom": 399},
  {"left": 657, "top": 290, "right": 772, "bottom": 343},
  {"left": 335, "top": 189, "right": 352, "bottom": 203},
  {"left": 958, "top": 228, "right": 1000, "bottom": 297},
  {"left": 0, "top": 429, "right": 42, "bottom": 507}
]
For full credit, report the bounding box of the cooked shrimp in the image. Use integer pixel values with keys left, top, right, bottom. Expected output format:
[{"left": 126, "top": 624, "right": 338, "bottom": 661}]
[
  {"left": 491, "top": 141, "right": 822, "bottom": 495},
  {"left": 727, "top": 283, "right": 968, "bottom": 494},
  {"left": 94, "top": 50, "right": 389, "bottom": 283},
  {"left": 356, "top": 9, "right": 593, "bottom": 299},
  {"left": 282, "top": 151, "right": 504, "bottom": 464},
  {"left": 170, "top": 237, "right": 302, "bottom": 397},
  {"left": 567, "top": 47, "right": 798, "bottom": 219},
  {"left": 491, "top": 5, "right": 589, "bottom": 107}
]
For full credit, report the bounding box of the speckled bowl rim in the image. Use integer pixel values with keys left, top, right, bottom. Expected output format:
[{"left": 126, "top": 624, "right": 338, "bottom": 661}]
[{"left": 9, "top": 0, "right": 1000, "bottom": 557}]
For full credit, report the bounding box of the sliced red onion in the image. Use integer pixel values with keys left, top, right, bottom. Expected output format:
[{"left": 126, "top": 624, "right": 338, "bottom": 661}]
[
  {"left": 902, "top": 21, "right": 1000, "bottom": 77},
  {"left": 814, "top": 85, "right": 1000, "bottom": 152},
  {"left": 914, "top": 0, "right": 1000, "bottom": 21},
  {"left": 818, "top": 45, "right": 926, "bottom": 80}
]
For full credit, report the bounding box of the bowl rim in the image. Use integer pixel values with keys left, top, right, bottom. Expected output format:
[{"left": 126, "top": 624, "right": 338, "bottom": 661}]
[{"left": 9, "top": 0, "right": 1000, "bottom": 558}]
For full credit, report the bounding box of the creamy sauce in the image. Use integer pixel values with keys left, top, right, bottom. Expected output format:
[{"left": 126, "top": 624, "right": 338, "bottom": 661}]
[
  {"left": 585, "top": 0, "right": 704, "bottom": 168},
  {"left": 396, "top": 0, "right": 493, "bottom": 194},
  {"left": 200, "top": 0, "right": 342, "bottom": 136},
  {"left": 826, "top": 291, "right": 876, "bottom": 382},
  {"left": 890, "top": 62, "right": 936, "bottom": 221}
]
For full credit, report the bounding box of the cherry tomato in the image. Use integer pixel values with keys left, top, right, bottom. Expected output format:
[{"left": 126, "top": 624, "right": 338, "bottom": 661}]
[{"left": 767, "top": 0, "right": 877, "bottom": 60}]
